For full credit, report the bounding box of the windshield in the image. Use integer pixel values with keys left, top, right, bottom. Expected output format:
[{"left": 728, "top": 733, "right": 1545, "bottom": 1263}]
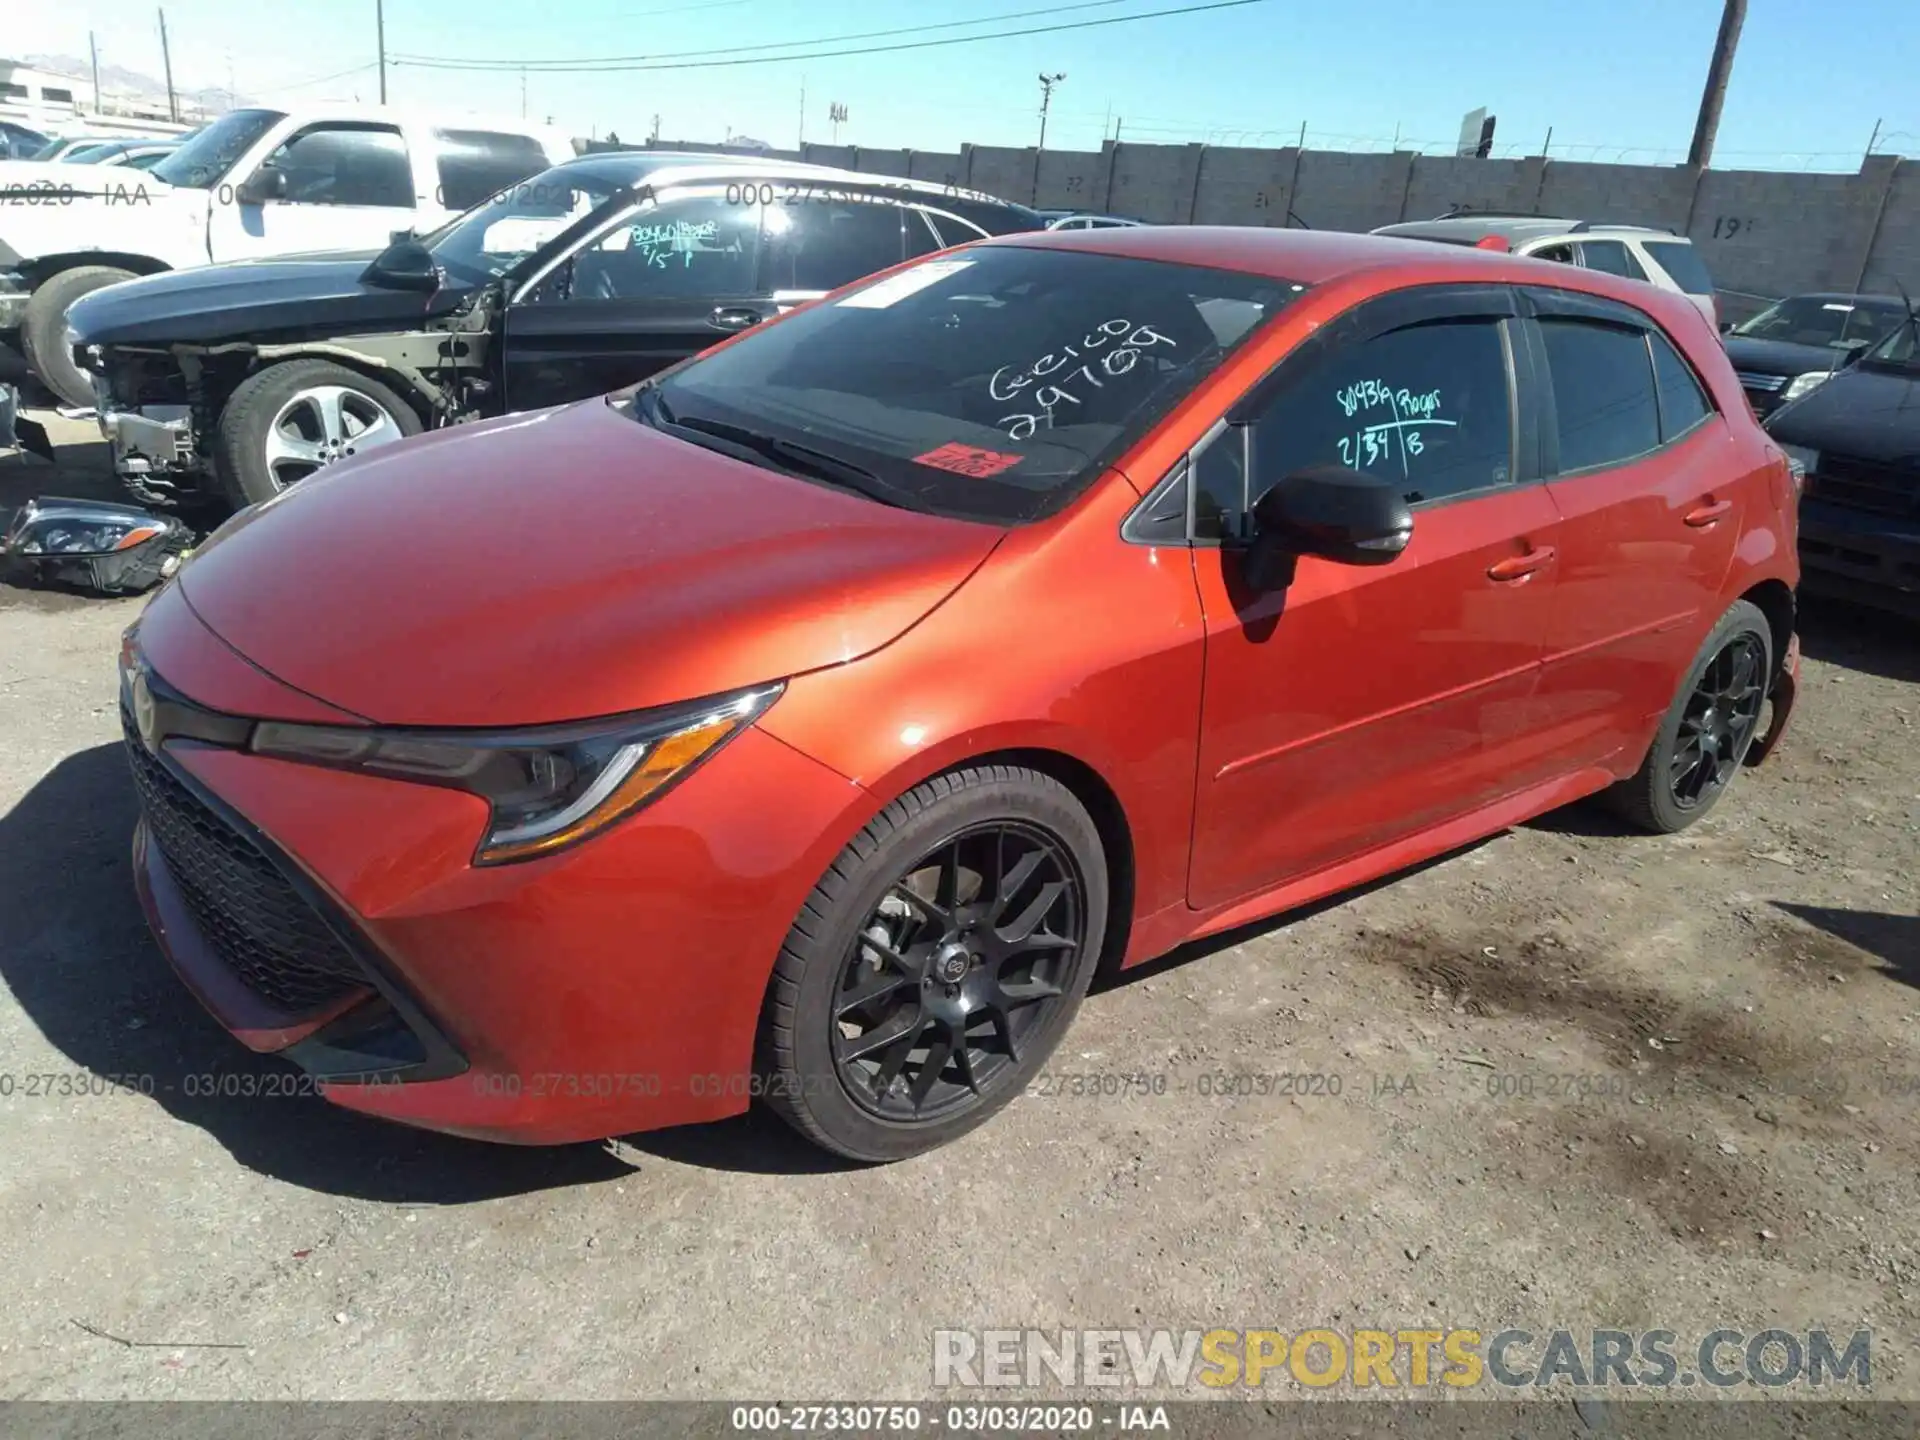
[
  {"left": 1857, "top": 309, "right": 1919, "bottom": 370},
  {"left": 149, "top": 108, "right": 285, "bottom": 189},
  {"left": 636, "top": 245, "right": 1302, "bottom": 524},
  {"left": 425, "top": 169, "right": 628, "bottom": 285},
  {"left": 1733, "top": 296, "right": 1900, "bottom": 350},
  {"left": 1642, "top": 240, "right": 1715, "bottom": 297}
]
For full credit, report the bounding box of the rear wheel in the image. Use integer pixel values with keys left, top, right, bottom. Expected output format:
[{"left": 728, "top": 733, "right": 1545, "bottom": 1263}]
[
  {"left": 1606, "top": 599, "right": 1773, "bottom": 834},
  {"left": 22, "top": 264, "right": 137, "bottom": 409},
  {"left": 758, "top": 765, "right": 1108, "bottom": 1161},
  {"left": 215, "top": 359, "right": 421, "bottom": 508}
]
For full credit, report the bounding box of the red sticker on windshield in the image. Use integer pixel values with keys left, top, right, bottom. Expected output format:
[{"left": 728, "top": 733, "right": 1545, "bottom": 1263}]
[{"left": 914, "top": 442, "right": 1024, "bottom": 478}]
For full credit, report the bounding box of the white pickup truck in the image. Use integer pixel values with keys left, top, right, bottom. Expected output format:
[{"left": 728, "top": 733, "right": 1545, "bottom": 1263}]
[{"left": 0, "top": 105, "right": 574, "bottom": 408}]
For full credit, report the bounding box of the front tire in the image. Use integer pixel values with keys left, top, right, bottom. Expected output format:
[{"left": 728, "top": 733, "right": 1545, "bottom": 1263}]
[
  {"left": 1606, "top": 599, "right": 1773, "bottom": 834},
  {"left": 23, "top": 265, "right": 137, "bottom": 409},
  {"left": 759, "top": 765, "right": 1109, "bottom": 1162},
  {"left": 214, "top": 359, "right": 421, "bottom": 508}
]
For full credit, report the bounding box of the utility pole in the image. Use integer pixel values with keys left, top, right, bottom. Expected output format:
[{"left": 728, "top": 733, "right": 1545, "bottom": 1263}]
[
  {"left": 157, "top": 8, "right": 177, "bottom": 122},
  {"left": 89, "top": 32, "right": 101, "bottom": 114},
  {"left": 1686, "top": 0, "right": 1746, "bottom": 169},
  {"left": 520, "top": 66, "right": 527, "bottom": 120},
  {"left": 649, "top": 113, "right": 661, "bottom": 144},
  {"left": 1864, "top": 117, "right": 1882, "bottom": 165},
  {"left": 1037, "top": 71, "right": 1065, "bottom": 151},
  {"left": 376, "top": 0, "right": 387, "bottom": 103},
  {"left": 798, "top": 76, "right": 806, "bottom": 148}
]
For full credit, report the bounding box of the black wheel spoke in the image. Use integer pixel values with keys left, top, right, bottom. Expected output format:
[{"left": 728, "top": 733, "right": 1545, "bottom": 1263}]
[
  {"left": 843, "top": 1009, "right": 923, "bottom": 1064},
  {"left": 1000, "top": 880, "right": 1067, "bottom": 945},
  {"left": 910, "top": 1027, "right": 956, "bottom": 1106},
  {"left": 934, "top": 842, "right": 962, "bottom": 913},
  {"left": 998, "top": 977, "right": 1064, "bottom": 1010},
  {"left": 837, "top": 964, "right": 914, "bottom": 1016},
  {"left": 952, "top": 1033, "right": 981, "bottom": 1095},
  {"left": 987, "top": 848, "right": 1045, "bottom": 924},
  {"left": 989, "top": 1007, "right": 1021, "bottom": 1063}
]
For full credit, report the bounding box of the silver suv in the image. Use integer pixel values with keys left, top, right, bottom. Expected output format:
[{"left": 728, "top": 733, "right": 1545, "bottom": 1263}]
[{"left": 1370, "top": 215, "right": 1718, "bottom": 327}]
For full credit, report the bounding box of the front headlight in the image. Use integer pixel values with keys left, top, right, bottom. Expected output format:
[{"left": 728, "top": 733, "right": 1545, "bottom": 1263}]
[
  {"left": 1780, "top": 371, "right": 1831, "bottom": 403},
  {"left": 251, "top": 683, "right": 783, "bottom": 865}
]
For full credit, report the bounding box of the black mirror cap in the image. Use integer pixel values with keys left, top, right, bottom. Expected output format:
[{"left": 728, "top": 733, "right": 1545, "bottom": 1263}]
[
  {"left": 236, "top": 164, "right": 288, "bottom": 205},
  {"left": 359, "top": 235, "right": 443, "bottom": 294},
  {"left": 1252, "top": 465, "right": 1414, "bottom": 567}
]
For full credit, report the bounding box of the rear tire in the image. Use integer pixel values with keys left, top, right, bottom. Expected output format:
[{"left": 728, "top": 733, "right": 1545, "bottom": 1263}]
[
  {"left": 758, "top": 765, "right": 1109, "bottom": 1162},
  {"left": 215, "top": 359, "right": 422, "bottom": 508},
  {"left": 22, "top": 265, "right": 137, "bottom": 409},
  {"left": 1605, "top": 599, "right": 1773, "bottom": 834}
]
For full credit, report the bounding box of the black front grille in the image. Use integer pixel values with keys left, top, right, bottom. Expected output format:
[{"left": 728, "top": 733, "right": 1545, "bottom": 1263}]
[
  {"left": 1811, "top": 454, "right": 1920, "bottom": 518},
  {"left": 123, "top": 710, "right": 369, "bottom": 1016}
]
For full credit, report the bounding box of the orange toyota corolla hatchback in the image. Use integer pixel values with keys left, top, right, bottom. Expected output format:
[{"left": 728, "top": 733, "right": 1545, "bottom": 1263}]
[{"left": 120, "top": 227, "right": 1802, "bottom": 1160}]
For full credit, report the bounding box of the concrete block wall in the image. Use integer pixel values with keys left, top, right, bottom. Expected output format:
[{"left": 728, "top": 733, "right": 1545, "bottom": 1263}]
[{"left": 591, "top": 134, "right": 1917, "bottom": 302}]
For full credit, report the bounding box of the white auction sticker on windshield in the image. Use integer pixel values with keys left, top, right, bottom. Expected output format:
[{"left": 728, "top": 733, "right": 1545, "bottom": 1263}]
[{"left": 837, "top": 259, "right": 975, "bottom": 309}]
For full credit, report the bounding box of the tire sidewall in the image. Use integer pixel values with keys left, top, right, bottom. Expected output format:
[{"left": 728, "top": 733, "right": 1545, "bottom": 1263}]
[
  {"left": 1645, "top": 600, "right": 1773, "bottom": 831},
  {"left": 24, "top": 266, "right": 136, "bottom": 409},
  {"left": 785, "top": 773, "right": 1108, "bottom": 1162},
  {"left": 218, "top": 361, "right": 422, "bottom": 508}
]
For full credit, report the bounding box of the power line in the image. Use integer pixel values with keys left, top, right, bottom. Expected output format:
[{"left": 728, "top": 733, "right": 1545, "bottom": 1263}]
[
  {"left": 390, "top": 0, "right": 1277, "bottom": 74},
  {"left": 391, "top": 0, "right": 1140, "bottom": 69}
]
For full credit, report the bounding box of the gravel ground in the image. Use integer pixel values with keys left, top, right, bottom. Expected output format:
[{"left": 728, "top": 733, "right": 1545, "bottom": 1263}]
[{"left": 1, "top": 414, "right": 1916, "bottom": 1409}]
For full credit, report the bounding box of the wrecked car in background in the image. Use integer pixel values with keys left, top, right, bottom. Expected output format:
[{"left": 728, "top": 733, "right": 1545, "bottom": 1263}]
[{"left": 66, "top": 153, "right": 1045, "bottom": 509}]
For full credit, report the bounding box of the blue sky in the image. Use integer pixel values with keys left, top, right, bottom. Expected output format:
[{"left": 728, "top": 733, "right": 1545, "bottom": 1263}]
[{"left": 14, "top": 0, "right": 1920, "bottom": 169}]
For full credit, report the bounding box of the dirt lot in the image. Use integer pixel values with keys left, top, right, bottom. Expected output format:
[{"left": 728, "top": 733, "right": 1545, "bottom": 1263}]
[{"left": 1, "top": 414, "right": 1917, "bottom": 1411}]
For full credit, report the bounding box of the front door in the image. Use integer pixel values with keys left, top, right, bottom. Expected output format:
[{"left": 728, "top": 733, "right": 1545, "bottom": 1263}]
[
  {"left": 1186, "top": 287, "right": 1563, "bottom": 910},
  {"left": 501, "top": 185, "right": 768, "bottom": 412},
  {"left": 207, "top": 122, "right": 421, "bottom": 262}
]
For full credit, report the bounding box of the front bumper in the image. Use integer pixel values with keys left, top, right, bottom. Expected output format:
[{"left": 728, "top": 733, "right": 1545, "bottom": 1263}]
[
  {"left": 1797, "top": 499, "right": 1920, "bottom": 616},
  {"left": 123, "top": 594, "right": 868, "bottom": 1145}
]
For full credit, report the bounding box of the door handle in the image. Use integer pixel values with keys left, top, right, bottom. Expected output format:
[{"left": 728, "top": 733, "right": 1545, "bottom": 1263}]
[
  {"left": 708, "top": 306, "right": 762, "bottom": 333},
  {"left": 1487, "top": 546, "right": 1555, "bottom": 583},
  {"left": 1684, "top": 499, "right": 1733, "bottom": 527}
]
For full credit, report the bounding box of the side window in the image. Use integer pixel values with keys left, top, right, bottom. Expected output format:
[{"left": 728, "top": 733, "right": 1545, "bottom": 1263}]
[
  {"left": 921, "top": 210, "right": 990, "bottom": 249},
  {"left": 432, "top": 129, "right": 550, "bottom": 211},
  {"left": 1580, "top": 240, "right": 1648, "bottom": 281},
  {"left": 1649, "top": 330, "right": 1713, "bottom": 441},
  {"left": 1532, "top": 243, "right": 1576, "bottom": 265},
  {"left": 263, "top": 125, "right": 413, "bottom": 208},
  {"left": 536, "top": 194, "right": 758, "bottom": 303},
  {"left": 1537, "top": 319, "right": 1661, "bottom": 472},
  {"left": 904, "top": 208, "right": 950, "bottom": 259},
  {"left": 1191, "top": 425, "right": 1246, "bottom": 540},
  {"left": 1247, "top": 318, "right": 1514, "bottom": 508},
  {"left": 762, "top": 198, "right": 907, "bottom": 292}
]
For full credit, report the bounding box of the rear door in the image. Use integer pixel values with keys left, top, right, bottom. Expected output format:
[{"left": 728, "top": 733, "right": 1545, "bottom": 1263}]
[
  {"left": 1521, "top": 287, "right": 1741, "bottom": 769},
  {"left": 501, "top": 182, "right": 764, "bottom": 411}
]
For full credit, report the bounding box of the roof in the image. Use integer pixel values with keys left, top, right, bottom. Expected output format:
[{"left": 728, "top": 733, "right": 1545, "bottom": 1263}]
[
  {"left": 978, "top": 225, "right": 1717, "bottom": 335},
  {"left": 1373, "top": 216, "right": 1685, "bottom": 244},
  {"left": 546, "top": 149, "right": 1033, "bottom": 213}
]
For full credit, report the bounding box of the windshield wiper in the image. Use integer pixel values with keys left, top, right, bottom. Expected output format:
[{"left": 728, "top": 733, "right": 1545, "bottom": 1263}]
[{"left": 638, "top": 392, "right": 921, "bottom": 510}]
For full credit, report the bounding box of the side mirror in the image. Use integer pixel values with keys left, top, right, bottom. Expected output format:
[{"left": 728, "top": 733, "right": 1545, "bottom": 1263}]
[
  {"left": 1242, "top": 466, "right": 1413, "bottom": 589},
  {"left": 358, "top": 234, "right": 443, "bottom": 294},
  {"left": 235, "top": 163, "right": 289, "bottom": 205}
]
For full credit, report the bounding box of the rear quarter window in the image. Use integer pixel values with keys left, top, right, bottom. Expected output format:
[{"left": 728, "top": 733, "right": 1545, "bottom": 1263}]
[
  {"left": 433, "top": 129, "right": 552, "bottom": 211},
  {"left": 1644, "top": 241, "right": 1716, "bottom": 297}
]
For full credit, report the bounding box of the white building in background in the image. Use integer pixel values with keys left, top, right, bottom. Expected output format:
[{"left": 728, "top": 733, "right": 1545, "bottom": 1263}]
[{"left": 0, "top": 57, "right": 215, "bottom": 140}]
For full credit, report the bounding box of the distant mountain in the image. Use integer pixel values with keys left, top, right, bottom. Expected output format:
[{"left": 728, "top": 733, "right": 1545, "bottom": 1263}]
[{"left": 23, "top": 52, "right": 248, "bottom": 113}]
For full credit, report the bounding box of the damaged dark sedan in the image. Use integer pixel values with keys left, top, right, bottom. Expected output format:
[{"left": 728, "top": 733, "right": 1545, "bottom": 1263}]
[{"left": 65, "top": 152, "right": 1044, "bottom": 508}]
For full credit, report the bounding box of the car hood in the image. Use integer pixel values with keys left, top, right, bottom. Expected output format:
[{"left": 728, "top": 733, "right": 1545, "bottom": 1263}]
[
  {"left": 66, "top": 253, "right": 481, "bottom": 347},
  {"left": 0, "top": 159, "right": 176, "bottom": 195},
  {"left": 176, "top": 398, "right": 1005, "bottom": 727},
  {"left": 1723, "top": 335, "right": 1855, "bottom": 378},
  {"left": 1765, "top": 364, "right": 1920, "bottom": 464}
]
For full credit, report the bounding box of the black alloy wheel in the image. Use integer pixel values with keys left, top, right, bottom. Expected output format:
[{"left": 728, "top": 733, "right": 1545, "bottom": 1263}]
[
  {"left": 1669, "top": 632, "right": 1767, "bottom": 811},
  {"left": 1606, "top": 598, "right": 1774, "bottom": 835},
  {"left": 758, "top": 763, "right": 1109, "bottom": 1161},
  {"left": 831, "top": 821, "right": 1085, "bottom": 1122}
]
